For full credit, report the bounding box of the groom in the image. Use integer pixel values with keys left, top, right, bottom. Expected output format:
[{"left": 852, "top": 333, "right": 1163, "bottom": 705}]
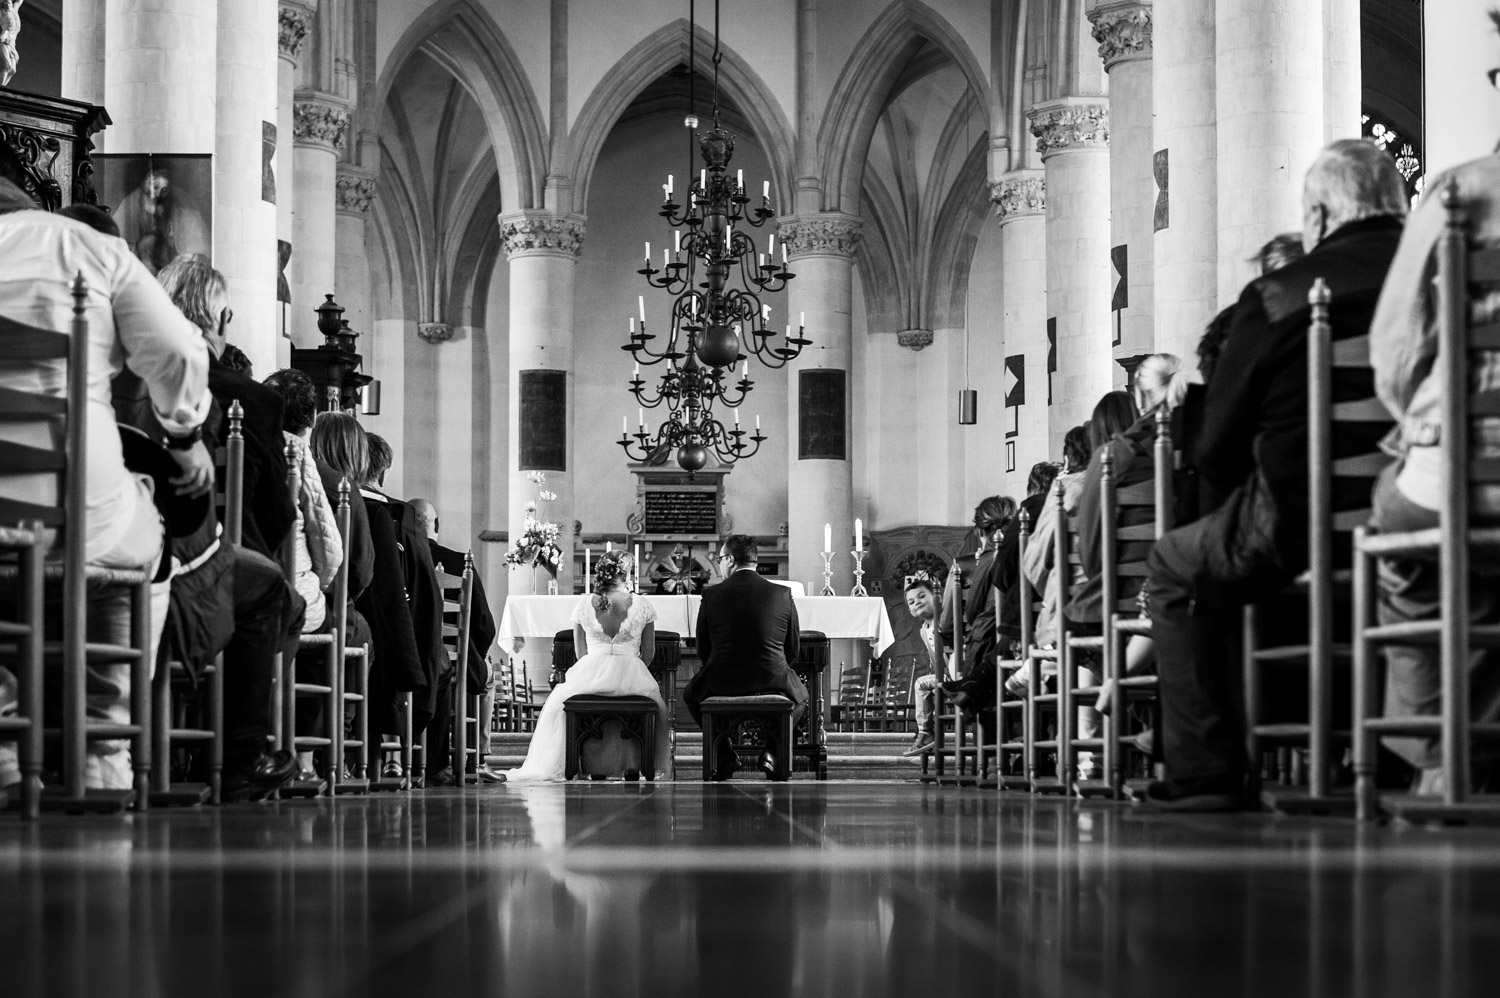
[{"left": 686, "top": 535, "right": 807, "bottom": 779}]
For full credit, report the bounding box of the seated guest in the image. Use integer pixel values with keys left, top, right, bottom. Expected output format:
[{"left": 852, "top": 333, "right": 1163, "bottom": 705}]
[
  {"left": 409, "top": 497, "right": 502, "bottom": 783},
  {"left": 310, "top": 413, "right": 428, "bottom": 777},
  {"left": 1252, "top": 232, "right": 1307, "bottom": 276},
  {"left": 1022, "top": 425, "right": 1094, "bottom": 653},
  {"left": 0, "top": 177, "right": 211, "bottom": 790},
  {"left": 218, "top": 343, "right": 253, "bottom": 378},
  {"left": 937, "top": 495, "right": 1018, "bottom": 715},
  {"left": 901, "top": 571, "right": 945, "bottom": 757},
  {"left": 367, "top": 432, "right": 393, "bottom": 491},
  {"left": 1369, "top": 81, "right": 1500, "bottom": 793},
  {"left": 157, "top": 254, "right": 295, "bottom": 560},
  {"left": 1139, "top": 139, "right": 1409, "bottom": 810}
]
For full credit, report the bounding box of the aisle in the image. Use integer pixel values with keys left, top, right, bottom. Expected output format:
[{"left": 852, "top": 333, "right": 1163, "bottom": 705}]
[{"left": 3, "top": 783, "right": 1499, "bottom": 997}]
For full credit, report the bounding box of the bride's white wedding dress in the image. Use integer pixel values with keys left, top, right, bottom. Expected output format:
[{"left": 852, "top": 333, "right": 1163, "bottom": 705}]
[{"left": 504, "top": 594, "right": 669, "bottom": 782}]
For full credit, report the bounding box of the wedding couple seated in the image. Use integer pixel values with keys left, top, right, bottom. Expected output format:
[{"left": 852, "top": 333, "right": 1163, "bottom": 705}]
[{"left": 501, "top": 535, "right": 805, "bottom": 783}]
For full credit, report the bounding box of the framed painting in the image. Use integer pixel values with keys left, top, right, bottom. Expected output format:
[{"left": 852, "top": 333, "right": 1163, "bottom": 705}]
[{"left": 94, "top": 152, "right": 212, "bottom": 275}]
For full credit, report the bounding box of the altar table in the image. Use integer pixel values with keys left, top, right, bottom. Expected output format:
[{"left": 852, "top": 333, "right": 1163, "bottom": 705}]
[{"left": 499, "top": 593, "right": 896, "bottom": 654}]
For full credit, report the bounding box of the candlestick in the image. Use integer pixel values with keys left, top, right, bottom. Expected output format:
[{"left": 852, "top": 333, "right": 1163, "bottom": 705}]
[
  {"left": 850, "top": 549, "right": 868, "bottom": 598},
  {"left": 819, "top": 551, "right": 835, "bottom": 596}
]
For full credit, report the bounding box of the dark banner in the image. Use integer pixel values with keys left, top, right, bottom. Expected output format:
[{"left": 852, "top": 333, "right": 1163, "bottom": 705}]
[
  {"left": 799, "top": 369, "right": 847, "bottom": 461},
  {"left": 519, "top": 369, "right": 567, "bottom": 471}
]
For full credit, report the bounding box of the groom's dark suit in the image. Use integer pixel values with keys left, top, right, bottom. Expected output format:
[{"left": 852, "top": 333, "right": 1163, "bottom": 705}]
[{"left": 685, "top": 570, "right": 808, "bottom": 724}]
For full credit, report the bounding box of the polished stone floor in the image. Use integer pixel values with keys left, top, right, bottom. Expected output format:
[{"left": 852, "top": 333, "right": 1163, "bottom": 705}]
[{"left": 3, "top": 782, "right": 1499, "bottom": 997}]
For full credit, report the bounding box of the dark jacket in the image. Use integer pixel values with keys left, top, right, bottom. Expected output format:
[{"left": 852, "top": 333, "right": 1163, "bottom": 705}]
[
  {"left": 356, "top": 492, "right": 428, "bottom": 735},
  {"left": 207, "top": 355, "right": 296, "bottom": 559},
  {"left": 1195, "top": 216, "right": 1402, "bottom": 564},
  {"left": 686, "top": 571, "right": 807, "bottom": 720},
  {"left": 431, "top": 539, "right": 497, "bottom": 692},
  {"left": 388, "top": 498, "right": 448, "bottom": 719},
  {"left": 314, "top": 459, "right": 373, "bottom": 603}
]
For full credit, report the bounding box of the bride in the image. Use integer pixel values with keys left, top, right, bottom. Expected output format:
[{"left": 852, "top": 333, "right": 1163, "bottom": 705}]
[{"left": 503, "top": 552, "right": 669, "bottom": 782}]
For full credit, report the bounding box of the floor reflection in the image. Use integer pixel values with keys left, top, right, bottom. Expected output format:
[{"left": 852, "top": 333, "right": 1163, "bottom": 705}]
[{"left": 2, "top": 784, "right": 1499, "bottom": 997}]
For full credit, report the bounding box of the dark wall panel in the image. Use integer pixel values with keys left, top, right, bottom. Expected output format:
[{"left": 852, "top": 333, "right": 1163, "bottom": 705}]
[{"left": 519, "top": 369, "right": 567, "bottom": 471}]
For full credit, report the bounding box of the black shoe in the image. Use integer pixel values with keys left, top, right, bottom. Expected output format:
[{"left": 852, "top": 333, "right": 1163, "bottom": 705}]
[
  {"left": 759, "top": 751, "right": 783, "bottom": 781},
  {"left": 1131, "top": 777, "right": 1245, "bottom": 812},
  {"left": 938, "top": 678, "right": 974, "bottom": 696},
  {"left": 223, "top": 750, "right": 298, "bottom": 801},
  {"left": 711, "top": 746, "right": 739, "bottom": 781},
  {"left": 426, "top": 768, "right": 456, "bottom": 787},
  {"left": 949, "top": 690, "right": 978, "bottom": 714}
]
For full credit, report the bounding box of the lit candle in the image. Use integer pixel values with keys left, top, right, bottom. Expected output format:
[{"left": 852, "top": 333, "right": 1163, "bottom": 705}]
[
  {"left": 823, "top": 523, "right": 832, "bottom": 553},
  {"left": 855, "top": 518, "right": 863, "bottom": 552},
  {"left": 638, "top": 296, "right": 646, "bottom": 322},
  {"left": 736, "top": 169, "right": 743, "bottom": 190}
]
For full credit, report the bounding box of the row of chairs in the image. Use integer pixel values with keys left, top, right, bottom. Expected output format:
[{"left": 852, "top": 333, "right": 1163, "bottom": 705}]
[
  {"left": 491, "top": 656, "right": 541, "bottom": 733},
  {"left": 924, "top": 181, "right": 1500, "bottom": 820},
  {"left": 831, "top": 656, "right": 918, "bottom": 732}
]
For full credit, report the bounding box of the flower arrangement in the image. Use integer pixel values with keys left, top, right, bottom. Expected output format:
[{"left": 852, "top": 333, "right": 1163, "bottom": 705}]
[{"left": 505, "top": 471, "right": 563, "bottom": 573}]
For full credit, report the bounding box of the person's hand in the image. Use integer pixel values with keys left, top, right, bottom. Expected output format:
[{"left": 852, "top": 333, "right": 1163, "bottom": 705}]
[{"left": 168, "top": 440, "right": 214, "bottom": 497}]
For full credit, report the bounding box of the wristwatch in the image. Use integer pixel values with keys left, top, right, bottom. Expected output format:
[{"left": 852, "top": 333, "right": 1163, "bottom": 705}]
[{"left": 163, "top": 425, "right": 204, "bottom": 451}]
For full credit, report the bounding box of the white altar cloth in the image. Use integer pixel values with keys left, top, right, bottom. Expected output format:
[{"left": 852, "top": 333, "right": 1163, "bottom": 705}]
[{"left": 499, "top": 593, "right": 896, "bottom": 654}]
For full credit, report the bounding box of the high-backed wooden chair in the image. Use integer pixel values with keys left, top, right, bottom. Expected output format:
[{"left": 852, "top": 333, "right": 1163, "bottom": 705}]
[
  {"left": 1093, "top": 414, "right": 1175, "bottom": 797},
  {"left": 435, "top": 552, "right": 477, "bottom": 785},
  {"left": 925, "top": 566, "right": 984, "bottom": 785},
  {"left": 997, "top": 508, "right": 1038, "bottom": 791},
  {"left": 1352, "top": 180, "right": 1500, "bottom": 823},
  {"left": 1028, "top": 484, "right": 1088, "bottom": 794},
  {"left": 829, "top": 659, "right": 868, "bottom": 731},
  {"left": 148, "top": 400, "right": 243, "bottom": 807},
  {"left": 1243, "top": 278, "right": 1392, "bottom": 813},
  {"left": 0, "top": 517, "right": 43, "bottom": 820},
  {"left": 0, "top": 276, "right": 152, "bottom": 814}
]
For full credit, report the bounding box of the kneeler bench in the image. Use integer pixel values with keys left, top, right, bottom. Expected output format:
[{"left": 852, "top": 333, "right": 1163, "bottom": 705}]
[
  {"left": 700, "top": 695, "right": 795, "bottom": 782},
  {"left": 563, "top": 696, "right": 659, "bottom": 781}
]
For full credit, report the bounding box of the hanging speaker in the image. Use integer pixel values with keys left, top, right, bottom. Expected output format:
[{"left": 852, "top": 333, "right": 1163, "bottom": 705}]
[{"left": 957, "top": 388, "right": 977, "bottom": 425}]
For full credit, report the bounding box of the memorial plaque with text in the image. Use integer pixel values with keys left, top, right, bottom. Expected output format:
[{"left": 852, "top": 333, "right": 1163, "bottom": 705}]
[{"left": 643, "top": 489, "right": 719, "bottom": 536}]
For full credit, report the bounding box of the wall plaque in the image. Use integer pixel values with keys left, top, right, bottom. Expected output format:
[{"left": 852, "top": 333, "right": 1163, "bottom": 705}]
[
  {"left": 643, "top": 489, "right": 719, "bottom": 535},
  {"left": 519, "top": 369, "right": 567, "bottom": 471},
  {"left": 798, "top": 369, "right": 846, "bottom": 461}
]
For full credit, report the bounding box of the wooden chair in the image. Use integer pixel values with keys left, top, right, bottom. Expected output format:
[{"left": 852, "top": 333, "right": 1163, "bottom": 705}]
[
  {"left": 791, "top": 631, "right": 830, "bottom": 779},
  {"left": 148, "top": 400, "right": 244, "bottom": 807},
  {"left": 0, "top": 276, "right": 152, "bottom": 813},
  {"left": 997, "top": 508, "right": 1037, "bottom": 791},
  {"left": 925, "top": 567, "right": 985, "bottom": 785},
  {"left": 1243, "top": 278, "right": 1392, "bottom": 813},
  {"left": 830, "top": 659, "right": 870, "bottom": 731},
  {"left": 435, "top": 552, "right": 477, "bottom": 785},
  {"left": 1028, "top": 485, "right": 1087, "bottom": 794},
  {"left": 1091, "top": 414, "right": 1175, "bottom": 797},
  {"left": 1352, "top": 179, "right": 1500, "bottom": 823},
  {"left": 878, "top": 655, "right": 917, "bottom": 733}
]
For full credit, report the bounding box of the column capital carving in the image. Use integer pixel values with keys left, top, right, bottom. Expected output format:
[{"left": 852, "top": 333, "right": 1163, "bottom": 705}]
[
  {"left": 499, "top": 210, "right": 586, "bottom": 259},
  {"left": 293, "top": 92, "right": 349, "bottom": 151},
  {"left": 1088, "top": 2, "right": 1153, "bottom": 70},
  {"left": 417, "top": 322, "right": 454, "bottom": 345},
  {"left": 279, "top": 1, "right": 318, "bottom": 62},
  {"left": 1028, "top": 98, "right": 1110, "bottom": 160},
  {"left": 897, "top": 329, "right": 933, "bottom": 352},
  {"left": 990, "top": 171, "right": 1046, "bottom": 221},
  {"left": 777, "top": 212, "right": 863, "bottom": 260},
  {"left": 336, "top": 166, "right": 377, "bottom": 216}
]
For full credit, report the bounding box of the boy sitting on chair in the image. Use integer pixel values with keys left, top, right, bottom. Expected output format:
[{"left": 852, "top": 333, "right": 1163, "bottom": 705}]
[{"left": 902, "top": 571, "right": 949, "bottom": 757}]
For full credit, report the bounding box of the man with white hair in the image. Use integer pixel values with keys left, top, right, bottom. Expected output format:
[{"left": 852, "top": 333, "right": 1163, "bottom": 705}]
[{"left": 1137, "top": 139, "right": 1409, "bottom": 810}]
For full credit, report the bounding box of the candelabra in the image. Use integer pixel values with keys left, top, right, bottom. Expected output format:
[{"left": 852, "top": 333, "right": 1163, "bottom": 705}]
[
  {"left": 819, "top": 552, "right": 835, "bottom": 597},
  {"left": 850, "top": 550, "right": 868, "bottom": 598},
  {"left": 618, "top": 394, "right": 766, "bottom": 475}
]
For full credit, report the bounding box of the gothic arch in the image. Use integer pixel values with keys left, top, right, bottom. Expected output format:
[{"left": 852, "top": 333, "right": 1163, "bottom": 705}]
[
  {"left": 564, "top": 19, "right": 796, "bottom": 217},
  {"left": 376, "top": 0, "right": 547, "bottom": 211},
  {"left": 817, "top": 1, "right": 989, "bottom": 213}
]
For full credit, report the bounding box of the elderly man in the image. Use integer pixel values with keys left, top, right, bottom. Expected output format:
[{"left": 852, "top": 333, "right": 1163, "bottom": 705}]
[
  {"left": 1138, "top": 140, "right": 1410, "bottom": 810},
  {"left": 0, "top": 176, "right": 212, "bottom": 791}
]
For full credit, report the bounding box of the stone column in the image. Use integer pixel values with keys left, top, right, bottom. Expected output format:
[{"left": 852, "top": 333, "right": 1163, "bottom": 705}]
[
  {"left": 335, "top": 166, "right": 377, "bottom": 337},
  {"left": 1424, "top": 1, "right": 1500, "bottom": 176},
  {"left": 779, "top": 213, "right": 861, "bottom": 595},
  {"left": 1215, "top": 0, "right": 1359, "bottom": 300},
  {"left": 277, "top": 1, "right": 316, "bottom": 358},
  {"left": 60, "top": 0, "right": 105, "bottom": 106},
  {"left": 289, "top": 91, "right": 348, "bottom": 347},
  {"left": 1152, "top": 0, "right": 1216, "bottom": 362},
  {"left": 1089, "top": 2, "right": 1155, "bottom": 375},
  {"left": 215, "top": 0, "right": 279, "bottom": 378},
  {"left": 500, "top": 211, "right": 585, "bottom": 597},
  {"left": 1029, "top": 99, "right": 1113, "bottom": 454},
  {"left": 991, "top": 171, "right": 1050, "bottom": 493},
  {"left": 102, "top": 0, "right": 216, "bottom": 154}
]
